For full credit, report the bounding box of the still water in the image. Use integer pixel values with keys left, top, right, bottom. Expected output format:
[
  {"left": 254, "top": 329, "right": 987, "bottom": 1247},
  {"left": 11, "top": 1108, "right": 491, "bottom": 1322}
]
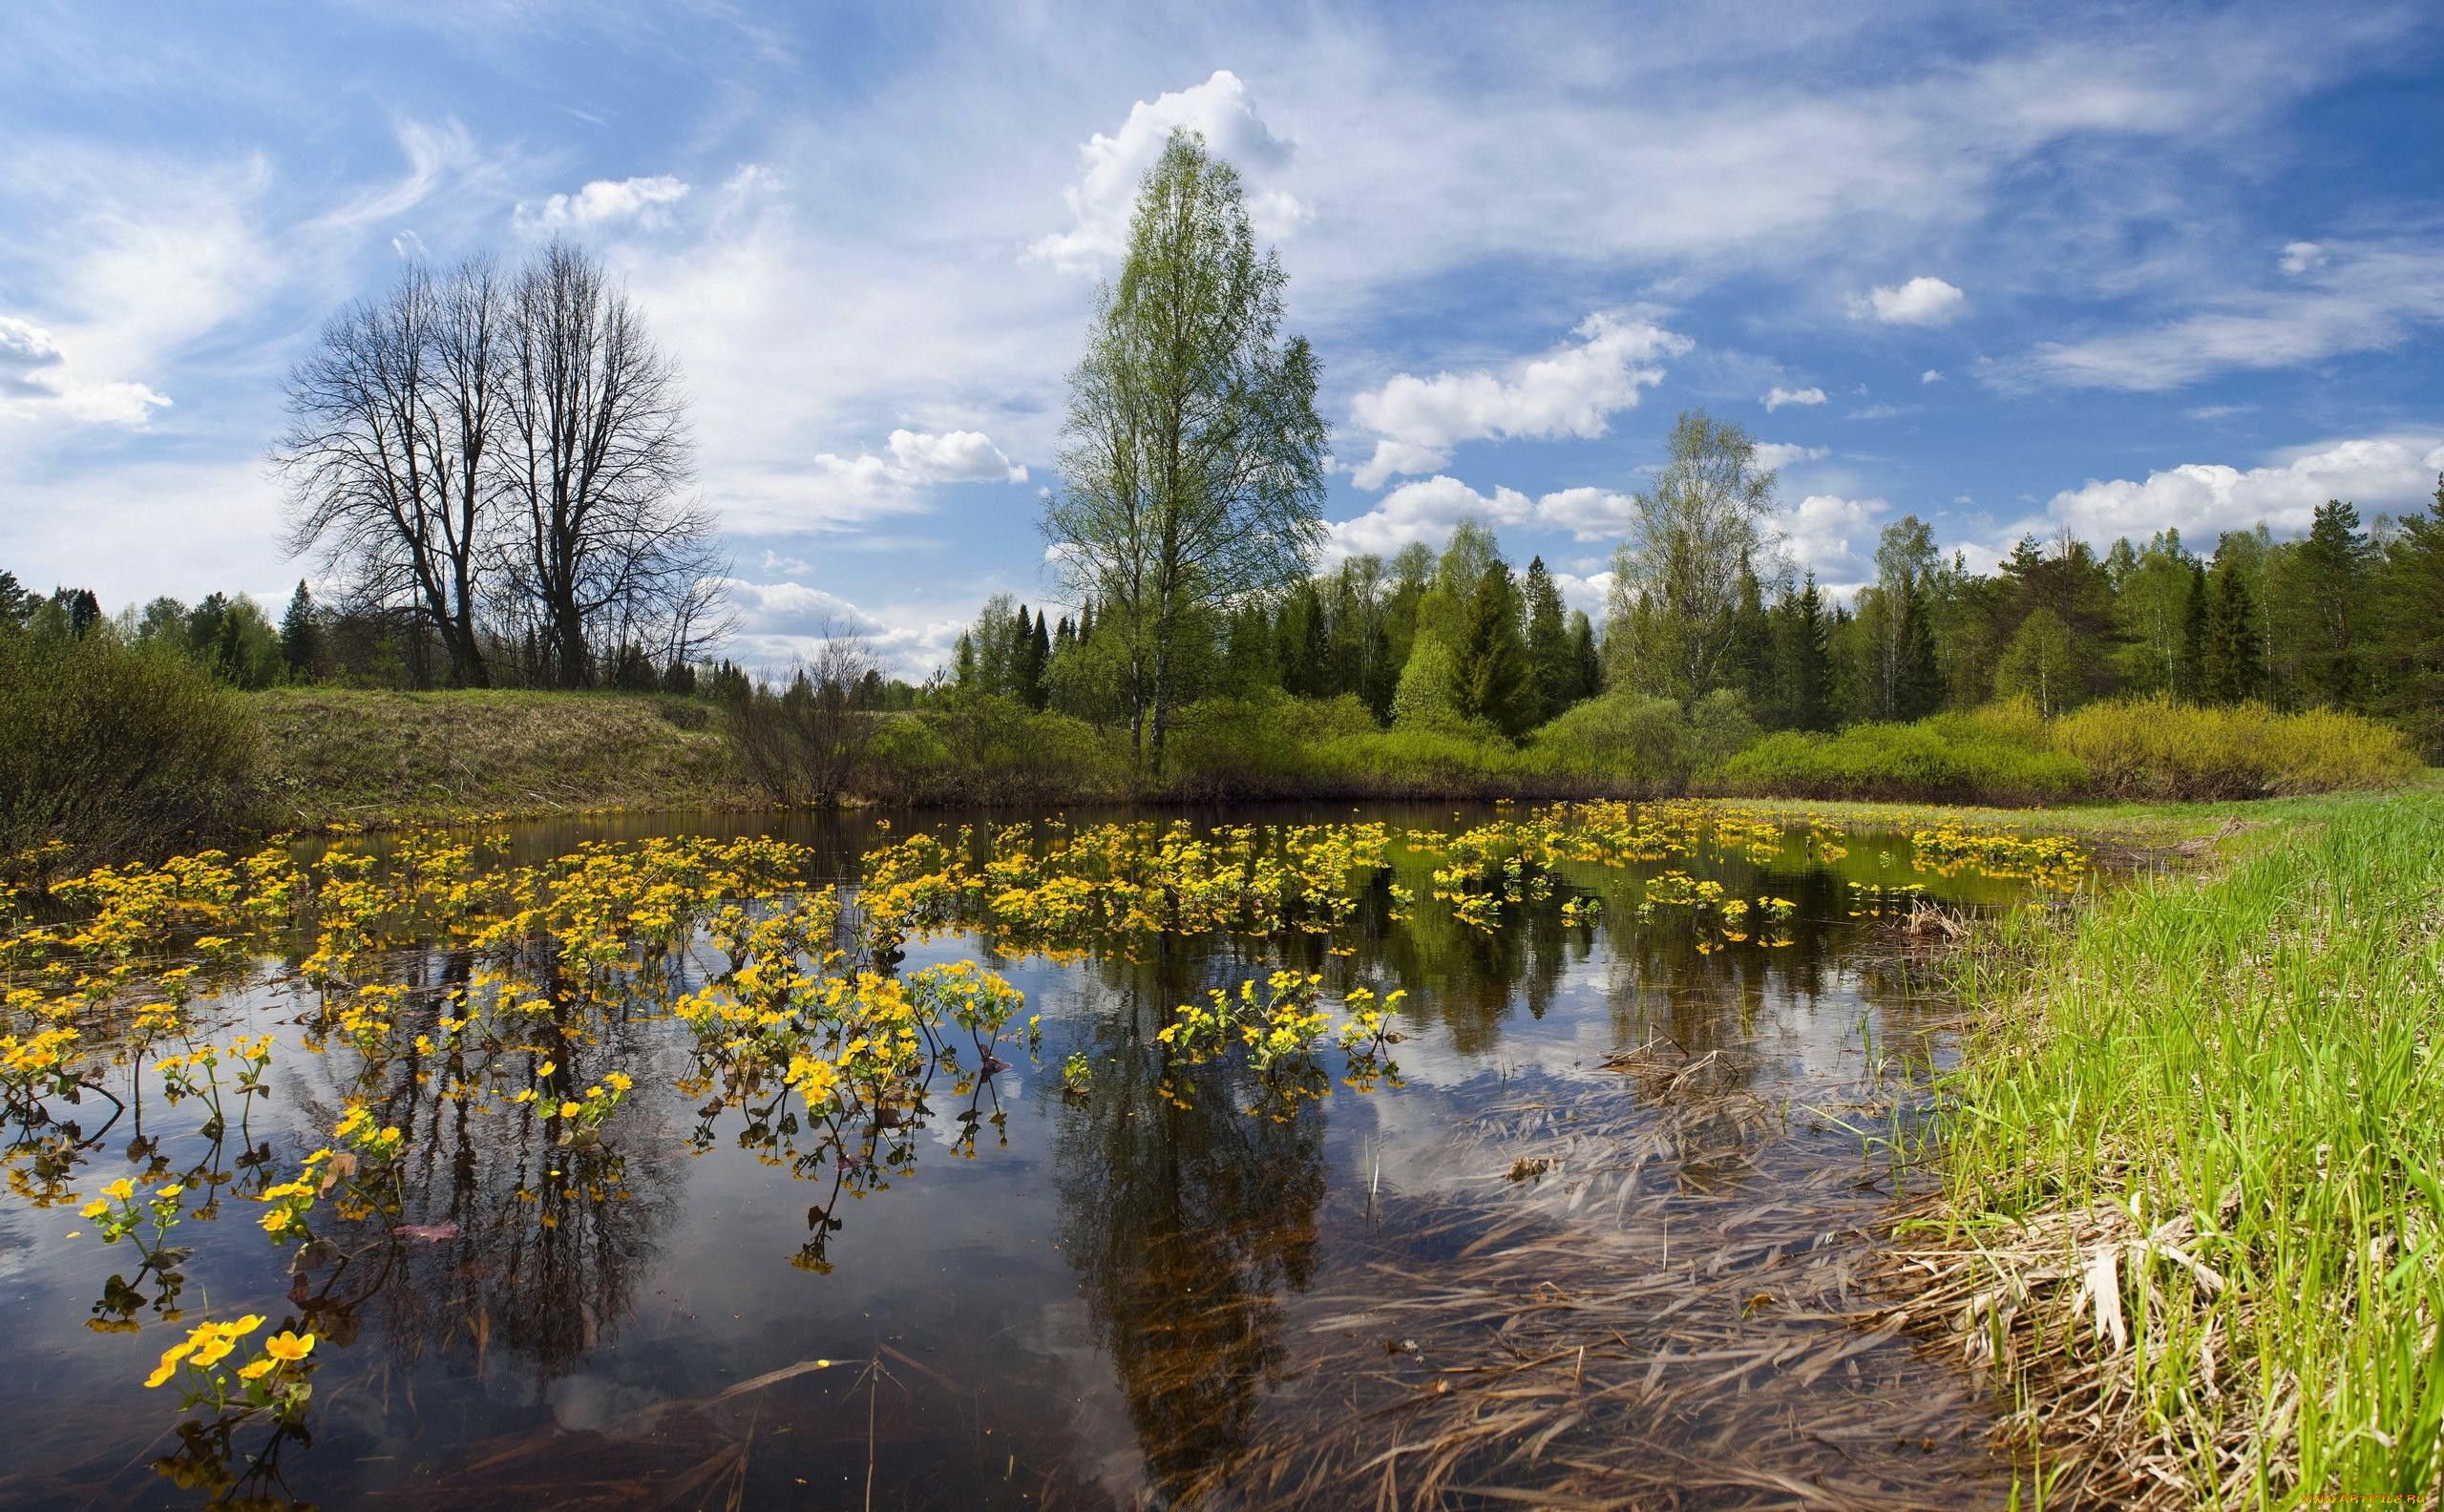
[{"left": 0, "top": 803, "right": 2080, "bottom": 1510}]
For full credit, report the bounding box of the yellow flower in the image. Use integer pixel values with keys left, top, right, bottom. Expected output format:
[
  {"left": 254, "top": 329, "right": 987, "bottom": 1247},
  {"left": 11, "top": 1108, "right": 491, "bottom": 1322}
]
[
  {"left": 237, "top": 1358, "right": 276, "bottom": 1381},
  {"left": 156, "top": 1183, "right": 184, "bottom": 1199},
  {"left": 79, "top": 1199, "right": 107, "bottom": 1219},
  {"left": 263, "top": 1331, "right": 315, "bottom": 1362},
  {"left": 145, "top": 1341, "right": 196, "bottom": 1388},
  {"left": 262, "top": 1208, "right": 291, "bottom": 1233},
  {"left": 557, "top": 1100, "right": 581, "bottom": 1120},
  {"left": 101, "top": 1177, "right": 136, "bottom": 1203}
]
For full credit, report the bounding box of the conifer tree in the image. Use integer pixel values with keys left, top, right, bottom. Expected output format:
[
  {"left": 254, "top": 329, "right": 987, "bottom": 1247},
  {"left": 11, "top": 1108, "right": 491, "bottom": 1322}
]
[
  {"left": 1455, "top": 562, "right": 1531, "bottom": 738},
  {"left": 280, "top": 580, "right": 321, "bottom": 679},
  {"left": 1770, "top": 574, "right": 1835, "bottom": 730},
  {"left": 1567, "top": 611, "right": 1601, "bottom": 704},
  {"left": 2180, "top": 559, "right": 2209, "bottom": 701},
  {"left": 2296, "top": 498, "right": 2370, "bottom": 707},
  {"left": 1521, "top": 556, "right": 1570, "bottom": 723},
  {"left": 2201, "top": 561, "right": 2264, "bottom": 704}
]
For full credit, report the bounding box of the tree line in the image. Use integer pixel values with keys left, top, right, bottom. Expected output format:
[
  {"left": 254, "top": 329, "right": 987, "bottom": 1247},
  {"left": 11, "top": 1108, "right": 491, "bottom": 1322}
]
[{"left": 934, "top": 127, "right": 2444, "bottom": 766}]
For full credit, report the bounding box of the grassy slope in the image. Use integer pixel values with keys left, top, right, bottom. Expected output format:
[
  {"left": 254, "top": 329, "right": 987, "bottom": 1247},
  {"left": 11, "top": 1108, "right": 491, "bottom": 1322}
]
[
  {"left": 1892, "top": 788, "right": 2444, "bottom": 1506},
  {"left": 251, "top": 688, "right": 753, "bottom": 828}
]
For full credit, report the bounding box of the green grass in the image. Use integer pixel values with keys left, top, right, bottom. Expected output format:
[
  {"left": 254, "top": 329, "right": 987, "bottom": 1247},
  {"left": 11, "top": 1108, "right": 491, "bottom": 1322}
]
[
  {"left": 251, "top": 687, "right": 750, "bottom": 828},
  {"left": 1916, "top": 789, "right": 2444, "bottom": 1506}
]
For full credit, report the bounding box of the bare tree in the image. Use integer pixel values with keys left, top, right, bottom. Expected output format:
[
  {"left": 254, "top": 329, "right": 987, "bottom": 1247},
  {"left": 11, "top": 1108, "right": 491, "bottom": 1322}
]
[
  {"left": 497, "top": 242, "right": 724, "bottom": 687},
  {"left": 724, "top": 622, "right": 876, "bottom": 805},
  {"left": 271, "top": 258, "right": 505, "bottom": 686}
]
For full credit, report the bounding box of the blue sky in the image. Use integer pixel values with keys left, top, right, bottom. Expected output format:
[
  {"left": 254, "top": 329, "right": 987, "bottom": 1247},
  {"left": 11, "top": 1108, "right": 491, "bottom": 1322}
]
[{"left": 3, "top": 0, "right": 2440, "bottom": 677}]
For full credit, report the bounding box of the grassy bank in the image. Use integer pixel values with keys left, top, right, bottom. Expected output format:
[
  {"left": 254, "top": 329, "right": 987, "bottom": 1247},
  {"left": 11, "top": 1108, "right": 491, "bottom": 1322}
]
[
  {"left": 1892, "top": 790, "right": 2444, "bottom": 1506},
  {"left": 251, "top": 687, "right": 753, "bottom": 829}
]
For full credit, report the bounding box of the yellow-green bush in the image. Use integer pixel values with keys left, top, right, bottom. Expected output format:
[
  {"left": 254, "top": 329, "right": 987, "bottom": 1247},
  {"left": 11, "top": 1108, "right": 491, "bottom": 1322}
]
[
  {"left": 2050, "top": 695, "right": 2420, "bottom": 800},
  {"left": 1, "top": 628, "right": 260, "bottom": 864}
]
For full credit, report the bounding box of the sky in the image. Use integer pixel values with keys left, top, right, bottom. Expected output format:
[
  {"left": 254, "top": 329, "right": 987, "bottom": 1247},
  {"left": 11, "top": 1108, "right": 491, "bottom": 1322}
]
[{"left": 3, "top": 0, "right": 2440, "bottom": 679}]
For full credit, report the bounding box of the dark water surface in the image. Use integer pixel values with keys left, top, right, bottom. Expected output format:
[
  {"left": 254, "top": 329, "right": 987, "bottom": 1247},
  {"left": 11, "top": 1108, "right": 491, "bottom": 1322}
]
[{"left": 0, "top": 804, "right": 2072, "bottom": 1510}]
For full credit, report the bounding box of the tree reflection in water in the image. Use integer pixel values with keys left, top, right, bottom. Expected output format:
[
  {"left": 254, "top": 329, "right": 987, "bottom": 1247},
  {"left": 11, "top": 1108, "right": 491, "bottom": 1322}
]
[{"left": 1052, "top": 948, "right": 1329, "bottom": 1500}]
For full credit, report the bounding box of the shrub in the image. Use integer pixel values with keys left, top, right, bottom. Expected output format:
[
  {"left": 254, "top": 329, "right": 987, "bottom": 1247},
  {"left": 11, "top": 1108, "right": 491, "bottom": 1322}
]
[
  {"left": 2050, "top": 695, "right": 2420, "bottom": 800},
  {"left": 863, "top": 695, "right": 1127, "bottom": 805},
  {"left": 0, "top": 628, "right": 261, "bottom": 865},
  {"left": 1525, "top": 693, "right": 1691, "bottom": 786},
  {"left": 1709, "top": 720, "right": 2087, "bottom": 804}
]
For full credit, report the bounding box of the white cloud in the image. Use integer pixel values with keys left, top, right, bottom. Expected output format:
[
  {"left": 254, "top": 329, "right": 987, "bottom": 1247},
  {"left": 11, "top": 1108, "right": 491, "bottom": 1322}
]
[
  {"left": 1753, "top": 441, "right": 1828, "bottom": 472},
  {"left": 1028, "top": 70, "right": 1306, "bottom": 272},
  {"left": 1920, "top": 368, "right": 1944, "bottom": 384},
  {"left": 513, "top": 174, "right": 692, "bottom": 236},
  {"left": 733, "top": 428, "right": 1029, "bottom": 536},
  {"left": 0, "top": 314, "right": 172, "bottom": 427},
  {"left": 1780, "top": 493, "right": 1883, "bottom": 589},
  {"left": 1851, "top": 275, "right": 1967, "bottom": 326},
  {"left": 1763, "top": 385, "right": 1825, "bottom": 411},
  {"left": 1326, "top": 474, "right": 1649, "bottom": 556},
  {"left": 884, "top": 428, "right": 1026, "bottom": 484},
  {"left": 2278, "top": 241, "right": 2326, "bottom": 274},
  {"left": 1552, "top": 569, "right": 1613, "bottom": 620},
  {"left": 1346, "top": 313, "right": 1687, "bottom": 489},
  {"left": 2041, "top": 434, "right": 2444, "bottom": 544},
  {"left": 716, "top": 577, "right": 968, "bottom": 681},
  {"left": 1328, "top": 474, "right": 1533, "bottom": 557},
  {"left": 1533, "top": 486, "right": 1638, "bottom": 542},
  {"left": 2009, "top": 240, "right": 2444, "bottom": 390}
]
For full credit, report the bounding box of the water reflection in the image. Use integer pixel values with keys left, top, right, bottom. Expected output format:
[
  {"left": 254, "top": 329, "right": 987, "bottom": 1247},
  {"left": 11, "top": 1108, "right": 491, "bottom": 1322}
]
[{"left": 0, "top": 804, "right": 2087, "bottom": 1509}]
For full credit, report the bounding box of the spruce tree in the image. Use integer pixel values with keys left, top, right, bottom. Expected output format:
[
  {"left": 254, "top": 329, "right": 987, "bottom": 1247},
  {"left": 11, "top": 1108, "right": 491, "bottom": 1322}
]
[
  {"left": 2296, "top": 497, "right": 2370, "bottom": 707},
  {"left": 2201, "top": 562, "right": 2264, "bottom": 704},
  {"left": 2180, "top": 560, "right": 2208, "bottom": 701},
  {"left": 2373, "top": 474, "right": 2444, "bottom": 754},
  {"left": 1771, "top": 574, "right": 1835, "bottom": 730},
  {"left": 1521, "top": 556, "right": 1570, "bottom": 723},
  {"left": 1567, "top": 611, "right": 1601, "bottom": 704},
  {"left": 1455, "top": 562, "right": 1531, "bottom": 738},
  {"left": 280, "top": 580, "right": 321, "bottom": 679},
  {"left": 1893, "top": 574, "right": 1944, "bottom": 718}
]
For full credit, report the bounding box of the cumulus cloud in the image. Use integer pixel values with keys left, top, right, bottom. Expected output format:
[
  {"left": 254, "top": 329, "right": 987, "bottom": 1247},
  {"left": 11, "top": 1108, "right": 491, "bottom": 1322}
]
[
  {"left": 2041, "top": 434, "right": 2444, "bottom": 544},
  {"left": 0, "top": 314, "right": 171, "bottom": 427},
  {"left": 1851, "top": 276, "right": 1967, "bottom": 326},
  {"left": 1753, "top": 441, "right": 1828, "bottom": 471},
  {"left": 1347, "top": 314, "right": 1689, "bottom": 488},
  {"left": 1552, "top": 569, "right": 1613, "bottom": 620},
  {"left": 1763, "top": 385, "right": 1825, "bottom": 411},
  {"left": 717, "top": 577, "right": 970, "bottom": 682},
  {"left": 1328, "top": 475, "right": 1532, "bottom": 557},
  {"left": 1920, "top": 368, "right": 1945, "bottom": 384},
  {"left": 513, "top": 175, "right": 691, "bottom": 236},
  {"left": 1029, "top": 71, "right": 1307, "bottom": 272},
  {"left": 1780, "top": 494, "right": 1883, "bottom": 590},
  {"left": 1326, "top": 474, "right": 1645, "bottom": 556},
  {"left": 882, "top": 428, "right": 1027, "bottom": 484}
]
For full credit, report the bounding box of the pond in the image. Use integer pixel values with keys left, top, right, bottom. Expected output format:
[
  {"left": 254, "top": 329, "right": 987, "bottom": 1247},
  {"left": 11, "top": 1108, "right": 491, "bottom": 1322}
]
[{"left": 0, "top": 801, "right": 2090, "bottom": 1510}]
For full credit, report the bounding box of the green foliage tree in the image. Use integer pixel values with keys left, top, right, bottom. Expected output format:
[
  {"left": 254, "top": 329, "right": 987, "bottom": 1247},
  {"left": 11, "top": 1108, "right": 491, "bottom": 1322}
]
[
  {"left": 1994, "top": 604, "right": 2079, "bottom": 715},
  {"left": 1605, "top": 410, "right": 1780, "bottom": 702},
  {"left": 1043, "top": 128, "right": 1329, "bottom": 777}
]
